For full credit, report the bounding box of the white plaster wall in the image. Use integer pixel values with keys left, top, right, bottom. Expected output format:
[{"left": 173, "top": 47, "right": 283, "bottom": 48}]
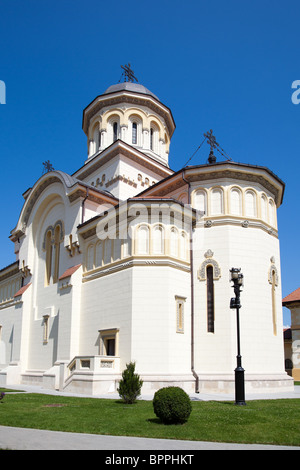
[
  {"left": 130, "top": 266, "right": 191, "bottom": 376},
  {"left": 22, "top": 184, "right": 83, "bottom": 371},
  {"left": 0, "top": 303, "right": 22, "bottom": 368},
  {"left": 193, "top": 222, "right": 285, "bottom": 376},
  {"left": 79, "top": 269, "right": 133, "bottom": 370},
  {"left": 84, "top": 153, "right": 167, "bottom": 201}
]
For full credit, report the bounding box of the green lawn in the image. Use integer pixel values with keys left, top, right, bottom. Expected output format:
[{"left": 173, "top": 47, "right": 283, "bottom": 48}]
[{"left": 0, "top": 393, "right": 299, "bottom": 447}]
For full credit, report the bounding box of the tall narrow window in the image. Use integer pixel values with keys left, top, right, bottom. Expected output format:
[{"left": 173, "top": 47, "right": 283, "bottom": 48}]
[
  {"left": 53, "top": 225, "right": 61, "bottom": 283},
  {"left": 45, "top": 230, "right": 53, "bottom": 286},
  {"left": 132, "top": 122, "right": 137, "bottom": 144},
  {"left": 43, "top": 315, "right": 50, "bottom": 343},
  {"left": 150, "top": 128, "right": 153, "bottom": 150},
  {"left": 176, "top": 296, "right": 186, "bottom": 333},
  {"left": 271, "top": 270, "right": 277, "bottom": 336},
  {"left": 113, "top": 122, "right": 118, "bottom": 142},
  {"left": 207, "top": 265, "right": 215, "bottom": 333}
]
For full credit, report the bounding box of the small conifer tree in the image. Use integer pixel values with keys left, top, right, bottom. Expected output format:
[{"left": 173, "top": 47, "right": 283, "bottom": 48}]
[{"left": 117, "top": 361, "right": 143, "bottom": 404}]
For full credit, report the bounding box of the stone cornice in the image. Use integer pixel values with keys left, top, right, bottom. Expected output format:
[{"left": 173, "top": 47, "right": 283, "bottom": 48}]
[
  {"left": 139, "top": 162, "right": 285, "bottom": 206},
  {"left": 82, "top": 91, "right": 175, "bottom": 137},
  {"left": 73, "top": 140, "right": 173, "bottom": 182},
  {"left": 82, "top": 256, "right": 190, "bottom": 282}
]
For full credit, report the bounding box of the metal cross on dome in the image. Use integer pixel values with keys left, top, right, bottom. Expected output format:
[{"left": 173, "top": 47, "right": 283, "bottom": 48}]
[
  {"left": 204, "top": 129, "right": 232, "bottom": 163},
  {"left": 204, "top": 129, "right": 218, "bottom": 152},
  {"left": 120, "top": 63, "right": 138, "bottom": 83}
]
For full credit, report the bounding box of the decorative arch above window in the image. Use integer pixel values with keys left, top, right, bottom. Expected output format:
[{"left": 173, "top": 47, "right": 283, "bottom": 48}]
[
  {"left": 42, "top": 220, "right": 64, "bottom": 251},
  {"left": 42, "top": 220, "right": 64, "bottom": 286},
  {"left": 198, "top": 250, "right": 221, "bottom": 281}
]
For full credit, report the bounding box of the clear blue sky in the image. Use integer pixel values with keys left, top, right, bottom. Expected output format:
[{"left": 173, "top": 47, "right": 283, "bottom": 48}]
[{"left": 0, "top": 0, "right": 299, "bottom": 325}]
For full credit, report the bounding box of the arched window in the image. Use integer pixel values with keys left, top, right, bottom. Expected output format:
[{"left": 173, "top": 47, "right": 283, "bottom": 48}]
[
  {"left": 45, "top": 230, "right": 53, "bottom": 286},
  {"left": 149, "top": 124, "right": 159, "bottom": 153},
  {"left": 95, "top": 241, "right": 103, "bottom": 267},
  {"left": 211, "top": 188, "right": 223, "bottom": 215},
  {"left": 206, "top": 265, "right": 215, "bottom": 333},
  {"left": 113, "top": 237, "right": 122, "bottom": 262},
  {"left": 113, "top": 122, "right": 118, "bottom": 142},
  {"left": 150, "top": 128, "right": 154, "bottom": 150},
  {"left": 53, "top": 224, "right": 61, "bottom": 283},
  {"left": 245, "top": 190, "right": 257, "bottom": 217},
  {"left": 93, "top": 126, "right": 100, "bottom": 153},
  {"left": 261, "top": 194, "right": 268, "bottom": 221},
  {"left": 103, "top": 239, "right": 112, "bottom": 265},
  {"left": 132, "top": 122, "right": 137, "bottom": 144},
  {"left": 152, "top": 225, "right": 164, "bottom": 255},
  {"left": 137, "top": 225, "right": 150, "bottom": 254},
  {"left": 230, "top": 188, "right": 242, "bottom": 216},
  {"left": 170, "top": 228, "right": 178, "bottom": 258},
  {"left": 86, "top": 244, "right": 94, "bottom": 271},
  {"left": 269, "top": 199, "right": 275, "bottom": 226},
  {"left": 194, "top": 190, "right": 207, "bottom": 214},
  {"left": 179, "top": 232, "right": 187, "bottom": 260}
]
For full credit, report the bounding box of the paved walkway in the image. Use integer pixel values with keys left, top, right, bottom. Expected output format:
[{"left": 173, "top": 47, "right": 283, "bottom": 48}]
[{"left": 0, "top": 384, "right": 299, "bottom": 450}]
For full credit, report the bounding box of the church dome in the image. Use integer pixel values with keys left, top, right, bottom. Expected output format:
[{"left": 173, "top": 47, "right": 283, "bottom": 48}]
[{"left": 103, "top": 82, "right": 159, "bottom": 101}]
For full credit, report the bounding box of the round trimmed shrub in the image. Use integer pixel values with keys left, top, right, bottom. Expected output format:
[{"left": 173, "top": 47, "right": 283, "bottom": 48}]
[{"left": 153, "top": 387, "right": 192, "bottom": 424}]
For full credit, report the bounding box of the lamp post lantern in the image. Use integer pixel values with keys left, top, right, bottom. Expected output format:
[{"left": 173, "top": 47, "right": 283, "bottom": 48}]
[{"left": 230, "top": 268, "right": 246, "bottom": 406}]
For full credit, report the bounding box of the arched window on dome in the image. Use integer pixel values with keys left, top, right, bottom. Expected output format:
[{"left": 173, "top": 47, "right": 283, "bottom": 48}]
[
  {"left": 132, "top": 122, "right": 137, "bottom": 144},
  {"left": 261, "top": 194, "right": 268, "bottom": 221},
  {"left": 150, "top": 124, "right": 159, "bottom": 153},
  {"left": 93, "top": 125, "right": 100, "bottom": 154},
  {"left": 150, "top": 128, "right": 153, "bottom": 150},
  {"left": 268, "top": 199, "right": 276, "bottom": 227},
  {"left": 113, "top": 122, "right": 118, "bottom": 142}
]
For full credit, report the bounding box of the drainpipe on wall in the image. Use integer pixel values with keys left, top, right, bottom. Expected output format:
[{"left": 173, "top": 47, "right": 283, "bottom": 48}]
[
  {"left": 81, "top": 188, "right": 89, "bottom": 225},
  {"left": 182, "top": 170, "right": 199, "bottom": 393}
]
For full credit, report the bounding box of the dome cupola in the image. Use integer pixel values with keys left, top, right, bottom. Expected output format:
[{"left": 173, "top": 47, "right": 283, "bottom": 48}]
[{"left": 82, "top": 66, "right": 175, "bottom": 167}]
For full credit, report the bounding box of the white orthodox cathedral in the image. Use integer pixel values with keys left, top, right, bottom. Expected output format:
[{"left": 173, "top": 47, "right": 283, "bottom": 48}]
[{"left": 0, "top": 70, "right": 293, "bottom": 395}]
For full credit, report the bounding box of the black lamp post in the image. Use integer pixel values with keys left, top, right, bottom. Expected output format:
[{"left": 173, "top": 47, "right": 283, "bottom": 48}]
[{"left": 230, "top": 268, "right": 246, "bottom": 406}]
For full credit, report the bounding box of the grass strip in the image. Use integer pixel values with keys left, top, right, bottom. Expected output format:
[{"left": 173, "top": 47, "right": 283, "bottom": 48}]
[{"left": 0, "top": 393, "right": 299, "bottom": 446}]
